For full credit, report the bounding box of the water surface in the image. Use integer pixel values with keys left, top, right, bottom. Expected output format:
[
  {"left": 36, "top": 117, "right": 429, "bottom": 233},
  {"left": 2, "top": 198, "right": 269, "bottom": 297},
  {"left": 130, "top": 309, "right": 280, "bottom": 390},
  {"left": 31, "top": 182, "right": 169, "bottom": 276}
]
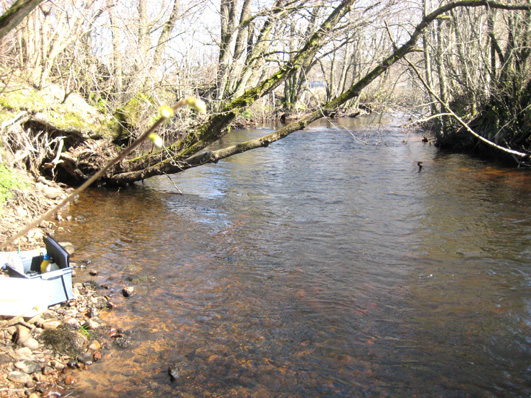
[{"left": 57, "top": 115, "right": 531, "bottom": 397}]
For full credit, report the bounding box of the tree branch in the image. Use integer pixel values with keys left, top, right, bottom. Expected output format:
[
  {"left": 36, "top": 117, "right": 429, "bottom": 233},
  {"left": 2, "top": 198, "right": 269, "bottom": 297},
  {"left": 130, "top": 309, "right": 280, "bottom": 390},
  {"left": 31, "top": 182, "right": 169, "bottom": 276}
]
[{"left": 0, "top": 0, "right": 42, "bottom": 40}]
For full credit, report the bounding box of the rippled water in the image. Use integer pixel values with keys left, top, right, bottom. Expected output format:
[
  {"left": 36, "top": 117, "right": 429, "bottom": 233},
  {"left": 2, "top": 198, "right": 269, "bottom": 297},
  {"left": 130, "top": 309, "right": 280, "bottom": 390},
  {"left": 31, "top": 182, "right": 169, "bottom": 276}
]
[{"left": 57, "top": 115, "right": 531, "bottom": 397}]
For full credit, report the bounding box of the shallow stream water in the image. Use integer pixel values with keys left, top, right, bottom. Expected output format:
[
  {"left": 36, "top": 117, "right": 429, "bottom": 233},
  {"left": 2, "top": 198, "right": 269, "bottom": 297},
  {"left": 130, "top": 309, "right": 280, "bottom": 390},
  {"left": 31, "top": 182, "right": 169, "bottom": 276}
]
[{"left": 57, "top": 115, "right": 530, "bottom": 397}]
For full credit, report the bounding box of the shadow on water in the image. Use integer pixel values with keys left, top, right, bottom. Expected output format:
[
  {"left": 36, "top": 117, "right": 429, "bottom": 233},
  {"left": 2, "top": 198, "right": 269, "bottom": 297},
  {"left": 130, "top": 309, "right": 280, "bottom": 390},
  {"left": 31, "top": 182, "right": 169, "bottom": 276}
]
[{"left": 56, "top": 114, "right": 531, "bottom": 397}]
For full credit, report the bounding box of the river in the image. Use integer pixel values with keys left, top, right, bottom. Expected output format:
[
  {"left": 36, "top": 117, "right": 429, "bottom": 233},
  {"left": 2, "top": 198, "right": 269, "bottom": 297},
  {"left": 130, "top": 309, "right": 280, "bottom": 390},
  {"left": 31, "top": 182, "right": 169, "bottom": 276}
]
[{"left": 56, "top": 114, "right": 531, "bottom": 397}]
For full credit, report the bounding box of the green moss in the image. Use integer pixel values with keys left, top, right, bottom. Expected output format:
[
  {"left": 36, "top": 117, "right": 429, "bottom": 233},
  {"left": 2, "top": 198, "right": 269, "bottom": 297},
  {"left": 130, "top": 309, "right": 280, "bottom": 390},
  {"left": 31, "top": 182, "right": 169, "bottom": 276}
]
[
  {"left": 0, "top": 163, "right": 26, "bottom": 211},
  {"left": 115, "top": 93, "right": 155, "bottom": 127},
  {"left": 0, "top": 87, "right": 47, "bottom": 111},
  {"left": 241, "top": 109, "right": 253, "bottom": 119},
  {"left": 46, "top": 111, "right": 89, "bottom": 132},
  {"left": 41, "top": 327, "right": 86, "bottom": 357},
  {"left": 0, "top": 86, "right": 114, "bottom": 140}
]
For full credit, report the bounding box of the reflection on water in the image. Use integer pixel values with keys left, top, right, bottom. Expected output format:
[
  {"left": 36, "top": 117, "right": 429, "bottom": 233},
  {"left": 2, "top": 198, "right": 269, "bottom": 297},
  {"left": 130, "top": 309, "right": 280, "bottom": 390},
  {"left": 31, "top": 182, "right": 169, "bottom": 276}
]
[{"left": 57, "top": 115, "right": 531, "bottom": 397}]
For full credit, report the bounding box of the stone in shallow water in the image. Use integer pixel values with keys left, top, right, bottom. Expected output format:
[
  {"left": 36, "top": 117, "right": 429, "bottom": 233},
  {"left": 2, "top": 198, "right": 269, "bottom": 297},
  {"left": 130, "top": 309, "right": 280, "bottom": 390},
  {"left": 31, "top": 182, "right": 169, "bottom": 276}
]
[
  {"left": 93, "top": 351, "right": 102, "bottom": 362},
  {"left": 88, "top": 340, "right": 101, "bottom": 350},
  {"left": 63, "top": 373, "right": 78, "bottom": 385},
  {"left": 168, "top": 357, "right": 195, "bottom": 384},
  {"left": 40, "top": 386, "right": 67, "bottom": 397},
  {"left": 78, "top": 351, "right": 94, "bottom": 365}
]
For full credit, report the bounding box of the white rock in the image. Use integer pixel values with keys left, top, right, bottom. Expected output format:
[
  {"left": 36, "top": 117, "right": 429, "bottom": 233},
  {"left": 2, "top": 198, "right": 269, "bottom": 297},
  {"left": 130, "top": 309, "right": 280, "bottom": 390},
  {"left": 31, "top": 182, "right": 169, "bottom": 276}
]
[
  {"left": 41, "top": 319, "right": 62, "bottom": 330},
  {"left": 16, "top": 325, "right": 31, "bottom": 345},
  {"left": 15, "top": 347, "right": 36, "bottom": 361},
  {"left": 23, "top": 337, "right": 40, "bottom": 350},
  {"left": 44, "top": 186, "right": 63, "bottom": 199}
]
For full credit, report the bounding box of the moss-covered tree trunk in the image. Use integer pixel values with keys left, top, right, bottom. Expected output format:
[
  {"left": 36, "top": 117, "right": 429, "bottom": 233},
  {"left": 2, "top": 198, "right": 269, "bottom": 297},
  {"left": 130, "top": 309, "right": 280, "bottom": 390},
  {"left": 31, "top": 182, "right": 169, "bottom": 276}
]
[
  {"left": 100, "top": 0, "right": 358, "bottom": 185},
  {"left": 0, "top": 0, "right": 42, "bottom": 40}
]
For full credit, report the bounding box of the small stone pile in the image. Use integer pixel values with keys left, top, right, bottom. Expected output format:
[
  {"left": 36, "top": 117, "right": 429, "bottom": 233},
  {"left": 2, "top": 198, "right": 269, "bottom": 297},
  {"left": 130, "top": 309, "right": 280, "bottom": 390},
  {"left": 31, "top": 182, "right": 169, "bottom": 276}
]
[{"left": 0, "top": 280, "right": 118, "bottom": 398}]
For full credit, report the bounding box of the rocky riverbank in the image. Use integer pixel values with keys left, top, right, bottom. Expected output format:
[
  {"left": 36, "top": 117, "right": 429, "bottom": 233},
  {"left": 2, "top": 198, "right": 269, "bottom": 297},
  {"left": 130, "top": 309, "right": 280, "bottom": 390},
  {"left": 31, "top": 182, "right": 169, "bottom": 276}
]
[
  {"left": 1, "top": 143, "right": 128, "bottom": 397},
  {"left": 0, "top": 234, "right": 132, "bottom": 398},
  {"left": 0, "top": 266, "right": 128, "bottom": 398}
]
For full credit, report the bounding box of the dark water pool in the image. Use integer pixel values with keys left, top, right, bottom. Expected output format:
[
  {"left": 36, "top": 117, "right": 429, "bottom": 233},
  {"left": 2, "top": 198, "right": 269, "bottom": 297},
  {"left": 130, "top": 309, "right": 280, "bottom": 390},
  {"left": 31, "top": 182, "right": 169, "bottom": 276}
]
[{"left": 57, "top": 115, "right": 530, "bottom": 397}]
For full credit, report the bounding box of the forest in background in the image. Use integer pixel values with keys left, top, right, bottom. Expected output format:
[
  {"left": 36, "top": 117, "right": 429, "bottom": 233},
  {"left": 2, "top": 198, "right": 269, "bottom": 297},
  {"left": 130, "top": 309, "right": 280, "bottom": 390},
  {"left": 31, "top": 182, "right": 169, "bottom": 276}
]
[{"left": 1, "top": 0, "right": 531, "bottom": 192}]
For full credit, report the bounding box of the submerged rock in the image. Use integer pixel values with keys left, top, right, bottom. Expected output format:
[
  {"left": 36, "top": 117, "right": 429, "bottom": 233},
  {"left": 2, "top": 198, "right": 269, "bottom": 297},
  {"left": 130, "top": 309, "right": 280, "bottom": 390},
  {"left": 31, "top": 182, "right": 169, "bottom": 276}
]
[
  {"left": 78, "top": 351, "right": 94, "bottom": 365},
  {"left": 168, "top": 357, "right": 195, "bottom": 384}
]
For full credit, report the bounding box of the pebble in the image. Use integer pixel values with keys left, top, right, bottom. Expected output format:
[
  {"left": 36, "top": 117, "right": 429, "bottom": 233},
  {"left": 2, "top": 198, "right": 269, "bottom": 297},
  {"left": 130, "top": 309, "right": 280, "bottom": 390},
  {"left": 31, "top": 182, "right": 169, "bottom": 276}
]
[
  {"left": 59, "top": 242, "right": 75, "bottom": 255},
  {"left": 63, "top": 373, "right": 78, "bottom": 385},
  {"left": 15, "top": 347, "right": 35, "bottom": 361},
  {"left": 16, "top": 325, "right": 31, "bottom": 345},
  {"left": 15, "top": 360, "right": 41, "bottom": 374},
  {"left": 78, "top": 351, "right": 94, "bottom": 365},
  {"left": 8, "top": 370, "right": 33, "bottom": 384},
  {"left": 0, "top": 353, "right": 12, "bottom": 364},
  {"left": 89, "top": 340, "right": 102, "bottom": 350},
  {"left": 43, "top": 186, "right": 63, "bottom": 199},
  {"left": 41, "top": 319, "right": 62, "bottom": 330},
  {"left": 89, "top": 307, "right": 99, "bottom": 318},
  {"left": 85, "top": 318, "right": 101, "bottom": 329},
  {"left": 51, "top": 360, "right": 65, "bottom": 371},
  {"left": 23, "top": 337, "right": 41, "bottom": 350},
  {"left": 64, "top": 317, "right": 80, "bottom": 327},
  {"left": 40, "top": 386, "right": 67, "bottom": 397},
  {"left": 122, "top": 286, "right": 135, "bottom": 297},
  {"left": 168, "top": 357, "right": 195, "bottom": 384}
]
